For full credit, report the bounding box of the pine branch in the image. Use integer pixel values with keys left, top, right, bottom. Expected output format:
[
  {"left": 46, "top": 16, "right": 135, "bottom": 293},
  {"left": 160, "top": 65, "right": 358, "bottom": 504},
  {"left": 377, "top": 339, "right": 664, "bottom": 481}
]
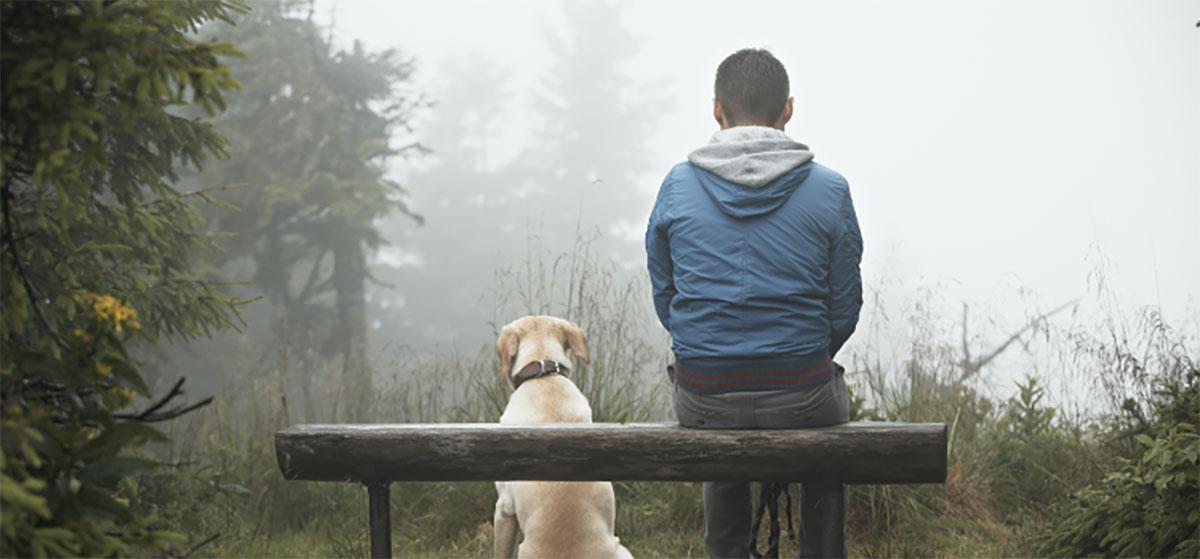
[{"left": 1, "top": 185, "right": 67, "bottom": 348}]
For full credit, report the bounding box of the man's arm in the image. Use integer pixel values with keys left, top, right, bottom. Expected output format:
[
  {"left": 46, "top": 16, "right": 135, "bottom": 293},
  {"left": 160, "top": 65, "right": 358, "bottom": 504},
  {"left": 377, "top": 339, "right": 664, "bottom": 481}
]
[
  {"left": 646, "top": 175, "right": 676, "bottom": 331},
  {"left": 828, "top": 183, "right": 863, "bottom": 358}
]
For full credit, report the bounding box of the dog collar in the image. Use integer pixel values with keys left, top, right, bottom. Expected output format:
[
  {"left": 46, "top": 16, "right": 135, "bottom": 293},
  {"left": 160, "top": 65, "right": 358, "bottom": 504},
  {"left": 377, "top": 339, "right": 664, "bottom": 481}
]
[{"left": 511, "top": 359, "right": 571, "bottom": 390}]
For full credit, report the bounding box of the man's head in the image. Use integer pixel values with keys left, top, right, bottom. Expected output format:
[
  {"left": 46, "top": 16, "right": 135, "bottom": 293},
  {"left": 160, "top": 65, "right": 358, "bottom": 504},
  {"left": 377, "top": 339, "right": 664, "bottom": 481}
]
[{"left": 713, "top": 48, "right": 793, "bottom": 130}]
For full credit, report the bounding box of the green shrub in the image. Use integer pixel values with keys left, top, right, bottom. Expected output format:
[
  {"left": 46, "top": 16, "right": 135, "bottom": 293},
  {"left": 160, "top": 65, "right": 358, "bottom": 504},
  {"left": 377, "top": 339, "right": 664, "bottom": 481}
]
[
  {"left": 1040, "top": 367, "right": 1199, "bottom": 557},
  {"left": 980, "top": 376, "right": 1099, "bottom": 523}
]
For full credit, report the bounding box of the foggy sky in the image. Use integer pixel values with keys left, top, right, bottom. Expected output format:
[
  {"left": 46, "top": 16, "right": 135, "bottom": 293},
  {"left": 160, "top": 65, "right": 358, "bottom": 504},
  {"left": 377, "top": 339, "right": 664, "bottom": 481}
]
[
  {"left": 313, "top": 0, "right": 1198, "bottom": 397},
  {"left": 320, "top": 0, "right": 1195, "bottom": 306}
]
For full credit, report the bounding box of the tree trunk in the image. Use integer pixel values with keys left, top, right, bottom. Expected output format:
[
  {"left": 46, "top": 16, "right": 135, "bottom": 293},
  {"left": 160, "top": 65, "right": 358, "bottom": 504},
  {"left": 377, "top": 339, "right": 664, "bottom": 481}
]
[{"left": 334, "top": 235, "right": 372, "bottom": 421}]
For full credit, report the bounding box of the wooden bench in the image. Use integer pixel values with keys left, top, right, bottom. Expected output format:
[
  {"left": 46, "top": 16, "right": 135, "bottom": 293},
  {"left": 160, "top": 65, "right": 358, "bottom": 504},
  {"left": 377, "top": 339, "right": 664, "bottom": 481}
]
[{"left": 274, "top": 422, "right": 947, "bottom": 558}]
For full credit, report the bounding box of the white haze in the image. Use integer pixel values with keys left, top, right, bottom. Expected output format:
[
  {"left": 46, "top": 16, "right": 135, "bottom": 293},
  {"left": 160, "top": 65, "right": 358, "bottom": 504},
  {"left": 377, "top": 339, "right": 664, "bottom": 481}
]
[{"left": 317, "top": 0, "right": 1199, "bottom": 402}]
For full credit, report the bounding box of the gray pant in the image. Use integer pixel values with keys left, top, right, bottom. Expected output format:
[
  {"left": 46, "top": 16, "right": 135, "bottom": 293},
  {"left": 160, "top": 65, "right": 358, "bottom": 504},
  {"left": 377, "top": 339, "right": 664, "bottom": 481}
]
[{"left": 673, "top": 368, "right": 850, "bottom": 559}]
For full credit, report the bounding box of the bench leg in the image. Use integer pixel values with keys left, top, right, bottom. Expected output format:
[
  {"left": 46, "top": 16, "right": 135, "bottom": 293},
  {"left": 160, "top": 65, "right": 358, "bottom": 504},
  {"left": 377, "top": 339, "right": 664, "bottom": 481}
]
[
  {"left": 367, "top": 482, "right": 392, "bottom": 559},
  {"left": 799, "top": 481, "right": 846, "bottom": 559}
]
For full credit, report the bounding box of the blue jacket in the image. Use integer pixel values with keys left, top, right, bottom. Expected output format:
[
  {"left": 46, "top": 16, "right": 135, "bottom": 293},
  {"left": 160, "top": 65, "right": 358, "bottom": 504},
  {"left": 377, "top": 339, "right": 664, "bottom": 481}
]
[{"left": 645, "top": 131, "right": 862, "bottom": 393}]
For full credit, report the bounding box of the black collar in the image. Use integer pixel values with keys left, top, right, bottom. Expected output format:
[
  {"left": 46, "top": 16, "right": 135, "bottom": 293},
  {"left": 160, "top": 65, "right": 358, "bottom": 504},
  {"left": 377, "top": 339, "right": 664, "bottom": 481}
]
[{"left": 511, "top": 359, "right": 570, "bottom": 390}]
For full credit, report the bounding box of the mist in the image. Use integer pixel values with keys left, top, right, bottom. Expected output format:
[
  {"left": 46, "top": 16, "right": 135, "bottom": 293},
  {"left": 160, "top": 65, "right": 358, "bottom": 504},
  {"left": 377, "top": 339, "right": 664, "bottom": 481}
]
[
  {"left": 5, "top": 1, "right": 1197, "bottom": 556},
  {"left": 307, "top": 0, "right": 1199, "bottom": 401}
]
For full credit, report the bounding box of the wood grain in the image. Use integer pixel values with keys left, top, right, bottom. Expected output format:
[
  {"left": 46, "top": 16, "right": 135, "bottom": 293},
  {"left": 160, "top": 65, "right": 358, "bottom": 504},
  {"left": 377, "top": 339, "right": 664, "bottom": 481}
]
[{"left": 275, "top": 422, "right": 947, "bottom": 484}]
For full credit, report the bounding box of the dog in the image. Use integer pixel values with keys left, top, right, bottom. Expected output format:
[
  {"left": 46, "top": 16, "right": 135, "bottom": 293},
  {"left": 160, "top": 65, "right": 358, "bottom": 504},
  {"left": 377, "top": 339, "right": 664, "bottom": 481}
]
[{"left": 492, "top": 315, "right": 633, "bottom": 559}]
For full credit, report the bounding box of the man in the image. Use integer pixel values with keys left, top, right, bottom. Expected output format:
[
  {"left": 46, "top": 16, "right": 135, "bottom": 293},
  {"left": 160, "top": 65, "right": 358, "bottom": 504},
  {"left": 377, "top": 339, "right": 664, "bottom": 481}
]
[{"left": 645, "top": 48, "right": 863, "bottom": 559}]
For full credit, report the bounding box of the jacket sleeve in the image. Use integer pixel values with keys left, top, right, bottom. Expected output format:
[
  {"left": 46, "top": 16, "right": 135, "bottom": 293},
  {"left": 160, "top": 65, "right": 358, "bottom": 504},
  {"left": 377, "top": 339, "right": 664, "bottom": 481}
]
[
  {"left": 828, "top": 182, "right": 863, "bottom": 358},
  {"left": 645, "top": 174, "right": 676, "bottom": 331}
]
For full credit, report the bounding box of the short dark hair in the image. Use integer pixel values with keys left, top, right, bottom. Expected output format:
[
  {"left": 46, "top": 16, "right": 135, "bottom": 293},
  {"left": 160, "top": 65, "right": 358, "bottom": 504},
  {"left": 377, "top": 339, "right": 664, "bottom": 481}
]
[{"left": 714, "top": 48, "right": 790, "bottom": 125}]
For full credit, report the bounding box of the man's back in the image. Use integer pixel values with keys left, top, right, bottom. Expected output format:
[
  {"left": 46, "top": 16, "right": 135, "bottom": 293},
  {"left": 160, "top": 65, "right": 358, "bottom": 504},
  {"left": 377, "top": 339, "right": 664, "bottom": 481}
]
[{"left": 646, "top": 126, "right": 862, "bottom": 394}]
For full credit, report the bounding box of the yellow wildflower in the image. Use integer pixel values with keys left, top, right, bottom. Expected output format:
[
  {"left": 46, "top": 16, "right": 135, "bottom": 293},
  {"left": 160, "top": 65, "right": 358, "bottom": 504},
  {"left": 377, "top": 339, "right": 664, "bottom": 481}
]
[
  {"left": 96, "top": 362, "right": 112, "bottom": 377},
  {"left": 78, "top": 293, "right": 141, "bottom": 333}
]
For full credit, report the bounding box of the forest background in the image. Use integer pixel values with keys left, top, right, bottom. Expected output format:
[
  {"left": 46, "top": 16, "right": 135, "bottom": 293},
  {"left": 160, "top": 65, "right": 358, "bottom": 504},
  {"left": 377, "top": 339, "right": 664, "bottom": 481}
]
[{"left": 1, "top": 1, "right": 1196, "bottom": 557}]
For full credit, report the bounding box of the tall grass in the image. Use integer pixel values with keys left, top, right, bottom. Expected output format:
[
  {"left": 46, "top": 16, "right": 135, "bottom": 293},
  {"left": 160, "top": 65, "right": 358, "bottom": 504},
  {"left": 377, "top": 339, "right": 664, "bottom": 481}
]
[
  {"left": 486, "top": 231, "right": 672, "bottom": 422},
  {"left": 136, "top": 249, "right": 1198, "bottom": 557}
]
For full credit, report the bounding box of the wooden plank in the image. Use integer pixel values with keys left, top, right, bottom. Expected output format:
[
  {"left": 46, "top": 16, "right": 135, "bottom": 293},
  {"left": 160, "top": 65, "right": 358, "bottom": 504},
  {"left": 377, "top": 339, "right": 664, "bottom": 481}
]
[{"left": 274, "top": 422, "right": 946, "bottom": 485}]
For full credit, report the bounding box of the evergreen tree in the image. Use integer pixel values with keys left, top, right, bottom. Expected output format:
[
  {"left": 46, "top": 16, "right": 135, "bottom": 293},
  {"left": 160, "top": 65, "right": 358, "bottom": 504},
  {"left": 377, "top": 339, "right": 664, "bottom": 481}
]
[
  {"left": 521, "top": 0, "right": 663, "bottom": 256},
  {"left": 0, "top": 1, "right": 246, "bottom": 555},
  {"left": 197, "top": 2, "right": 424, "bottom": 418},
  {"left": 374, "top": 55, "right": 517, "bottom": 347},
  {"left": 376, "top": 1, "right": 663, "bottom": 346}
]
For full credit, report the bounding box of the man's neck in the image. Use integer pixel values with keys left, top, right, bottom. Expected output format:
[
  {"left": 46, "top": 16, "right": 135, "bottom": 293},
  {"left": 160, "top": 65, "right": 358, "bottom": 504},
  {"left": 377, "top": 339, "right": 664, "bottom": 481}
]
[{"left": 721, "top": 122, "right": 785, "bottom": 131}]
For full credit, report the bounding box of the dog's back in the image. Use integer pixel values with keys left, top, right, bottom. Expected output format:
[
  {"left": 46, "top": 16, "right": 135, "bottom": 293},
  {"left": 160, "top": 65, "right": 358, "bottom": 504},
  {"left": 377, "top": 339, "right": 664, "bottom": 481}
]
[
  {"left": 499, "top": 377, "right": 629, "bottom": 559},
  {"left": 499, "top": 375, "right": 592, "bottom": 424}
]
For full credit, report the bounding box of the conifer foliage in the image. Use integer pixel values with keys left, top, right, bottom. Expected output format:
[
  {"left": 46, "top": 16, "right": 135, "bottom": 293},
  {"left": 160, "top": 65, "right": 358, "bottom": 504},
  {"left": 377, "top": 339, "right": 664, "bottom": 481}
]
[
  {"left": 197, "top": 2, "right": 425, "bottom": 418},
  {"left": 1, "top": 1, "right": 246, "bottom": 555}
]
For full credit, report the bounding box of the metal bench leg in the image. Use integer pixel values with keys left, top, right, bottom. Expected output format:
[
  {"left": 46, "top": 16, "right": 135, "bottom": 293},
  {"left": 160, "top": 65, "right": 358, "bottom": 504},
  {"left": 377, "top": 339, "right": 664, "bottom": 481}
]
[
  {"left": 799, "top": 481, "right": 846, "bottom": 559},
  {"left": 367, "top": 482, "right": 392, "bottom": 559}
]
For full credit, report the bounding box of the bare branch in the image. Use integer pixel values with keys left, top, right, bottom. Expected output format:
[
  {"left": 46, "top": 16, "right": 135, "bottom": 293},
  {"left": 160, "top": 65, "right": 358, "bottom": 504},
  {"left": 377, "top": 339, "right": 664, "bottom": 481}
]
[
  {"left": 957, "top": 299, "right": 1079, "bottom": 384},
  {"left": 132, "top": 377, "right": 186, "bottom": 420},
  {"left": 364, "top": 269, "right": 396, "bottom": 289},
  {"left": 297, "top": 249, "right": 330, "bottom": 301},
  {"left": 139, "top": 396, "right": 214, "bottom": 423},
  {"left": 174, "top": 532, "right": 221, "bottom": 559},
  {"left": 113, "top": 377, "right": 213, "bottom": 423}
]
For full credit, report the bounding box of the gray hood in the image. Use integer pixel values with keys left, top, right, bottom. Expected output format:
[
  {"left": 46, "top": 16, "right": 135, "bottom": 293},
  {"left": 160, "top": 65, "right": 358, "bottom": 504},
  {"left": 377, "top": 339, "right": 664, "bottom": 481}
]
[{"left": 687, "top": 126, "right": 814, "bottom": 188}]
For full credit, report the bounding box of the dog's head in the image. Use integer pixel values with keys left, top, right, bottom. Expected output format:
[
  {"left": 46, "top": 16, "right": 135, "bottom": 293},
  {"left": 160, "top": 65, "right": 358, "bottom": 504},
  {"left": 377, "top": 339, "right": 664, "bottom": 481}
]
[{"left": 496, "top": 315, "right": 590, "bottom": 385}]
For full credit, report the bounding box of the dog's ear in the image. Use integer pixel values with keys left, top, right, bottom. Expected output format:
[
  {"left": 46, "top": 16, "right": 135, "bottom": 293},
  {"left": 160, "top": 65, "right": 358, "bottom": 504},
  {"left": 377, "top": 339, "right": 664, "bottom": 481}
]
[
  {"left": 562, "top": 322, "right": 590, "bottom": 365},
  {"left": 496, "top": 324, "right": 520, "bottom": 380}
]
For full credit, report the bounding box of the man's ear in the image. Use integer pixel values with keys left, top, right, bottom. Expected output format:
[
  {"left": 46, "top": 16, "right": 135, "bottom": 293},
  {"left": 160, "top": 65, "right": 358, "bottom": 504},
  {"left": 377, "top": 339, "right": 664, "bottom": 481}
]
[
  {"left": 713, "top": 99, "right": 728, "bottom": 129},
  {"left": 562, "top": 322, "right": 590, "bottom": 365},
  {"left": 775, "top": 96, "right": 794, "bottom": 130},
  {"left": 496, "top": 325, "right": 520, "bottom": 380}
]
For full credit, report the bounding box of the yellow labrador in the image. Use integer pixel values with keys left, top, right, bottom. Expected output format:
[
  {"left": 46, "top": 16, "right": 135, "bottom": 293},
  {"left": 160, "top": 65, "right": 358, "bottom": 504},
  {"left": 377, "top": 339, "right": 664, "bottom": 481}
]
[{"left": 492, "top": 315, "right": 633, "bottom": 559}]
